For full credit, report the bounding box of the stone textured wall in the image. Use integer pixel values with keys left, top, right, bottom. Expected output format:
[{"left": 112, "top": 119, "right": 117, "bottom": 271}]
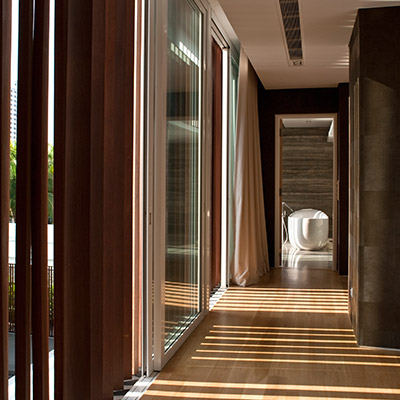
[
  {"left": 282, "top": 127, "right": 333, "bottom": 237},
  {"left": 349, "top": 6, "right": 400, "bottom": 349}
]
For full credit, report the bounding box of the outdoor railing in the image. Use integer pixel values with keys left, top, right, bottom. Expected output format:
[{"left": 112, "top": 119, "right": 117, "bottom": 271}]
[{"left": 8, "top": 263, "right": 54, "bottom": 337}]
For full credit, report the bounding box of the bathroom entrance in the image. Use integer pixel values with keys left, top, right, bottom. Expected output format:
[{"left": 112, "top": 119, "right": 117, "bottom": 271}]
[{"left": 275, "top": 114, "right": 338, "bottom": 269}]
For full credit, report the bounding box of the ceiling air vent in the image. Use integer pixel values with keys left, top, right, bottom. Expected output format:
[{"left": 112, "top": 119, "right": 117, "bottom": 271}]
[{"left": 278, "top": 0, "right": 304, "bottom": 66}]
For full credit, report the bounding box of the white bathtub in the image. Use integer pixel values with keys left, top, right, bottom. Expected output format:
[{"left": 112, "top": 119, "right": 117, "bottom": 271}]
[{"left": 288, "top": 208, "right": 329, "bottom": 251}]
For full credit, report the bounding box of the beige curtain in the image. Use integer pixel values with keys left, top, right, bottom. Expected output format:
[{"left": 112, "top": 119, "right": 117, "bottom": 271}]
[{"left": 231, "top": 49, "right": 269, "bottom": 287}]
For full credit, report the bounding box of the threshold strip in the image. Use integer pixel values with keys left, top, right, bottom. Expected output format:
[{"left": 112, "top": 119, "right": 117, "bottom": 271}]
[{"left": 122, "top": 373, "right": 159, "bottom": 400}]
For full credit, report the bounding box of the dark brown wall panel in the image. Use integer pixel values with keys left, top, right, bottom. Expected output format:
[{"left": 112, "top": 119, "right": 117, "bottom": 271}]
[{"left": 0, "top": 0, "right": 11, "bottom": 397}]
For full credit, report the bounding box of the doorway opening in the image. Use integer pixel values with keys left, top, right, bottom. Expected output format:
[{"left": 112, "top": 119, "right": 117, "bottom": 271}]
[{"left": 275, "top": 114, "right": 338, "bottom": 270}]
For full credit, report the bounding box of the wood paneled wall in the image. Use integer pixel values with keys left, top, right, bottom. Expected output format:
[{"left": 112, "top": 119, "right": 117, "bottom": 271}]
[{"left": 0, "top": 0, "right": 11, "bottom": 398}]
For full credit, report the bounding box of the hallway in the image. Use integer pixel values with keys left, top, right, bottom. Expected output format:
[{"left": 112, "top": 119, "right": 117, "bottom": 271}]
[{"left": 141, "top": 268, "right": 400, "bottom": 399}]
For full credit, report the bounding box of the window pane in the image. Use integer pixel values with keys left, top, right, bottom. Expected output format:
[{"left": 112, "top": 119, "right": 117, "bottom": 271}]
[
  {"left": 164, "top": 0, "right": 202, "bottom": 351},
  {"left": 228, "top": 58, "right": 238, "bottom": 269}
]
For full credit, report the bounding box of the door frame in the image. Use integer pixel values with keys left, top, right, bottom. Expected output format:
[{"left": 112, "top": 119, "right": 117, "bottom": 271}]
[
  {"left": 274, "top": 113, "right": 338, "bottom": 269},
  {"left": 210, "top": 23, "right": 230, "bottom": 291}
]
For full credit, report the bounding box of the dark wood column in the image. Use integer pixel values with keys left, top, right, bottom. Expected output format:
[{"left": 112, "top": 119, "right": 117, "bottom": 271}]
[
  {"left": 0, "top": 0, "right": 11, "bottom": 398},
  {"left": 54, "top": 0, "right": 134, "bottom": 397}
]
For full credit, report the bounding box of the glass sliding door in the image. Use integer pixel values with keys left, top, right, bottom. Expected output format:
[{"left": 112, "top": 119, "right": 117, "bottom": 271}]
[
  {"left": 151, "top": 0, "right": 204, "bottom": 369},
  {"left": 164, "top": 0, "right": 202, "bottom": 350},
  {"left": 164, "top": 0, "right": 202, "bottom": 351}
]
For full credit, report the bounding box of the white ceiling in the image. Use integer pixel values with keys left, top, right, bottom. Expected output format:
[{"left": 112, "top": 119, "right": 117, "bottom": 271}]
[{"left": 215, "top": 0, "right": 400, "bottom": 89}]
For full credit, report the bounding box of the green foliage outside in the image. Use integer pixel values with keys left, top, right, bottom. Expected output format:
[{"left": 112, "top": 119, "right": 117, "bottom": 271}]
[
  {"left": 8, "top": 143, "right": 55, "bottom": 335},
  {"left": 8, "top": 282, "right": 15, "bottom": 311},
  {"left": 48, "top": 145, "right": 54, "bottom": 223},
  {"left": 9, "top": 142, "right": 54, "bottom": 223},
  {"left": 9, "top": 141, "right": 16, "bottom": 222}
]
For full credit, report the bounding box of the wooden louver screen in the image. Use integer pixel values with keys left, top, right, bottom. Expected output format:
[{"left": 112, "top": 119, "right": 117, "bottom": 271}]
[{"left": 1, "top": 0, "right": 137, "bottom": 398}]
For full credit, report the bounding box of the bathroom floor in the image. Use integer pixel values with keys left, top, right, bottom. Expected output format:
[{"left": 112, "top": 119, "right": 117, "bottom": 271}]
[{"left": 281, "top": 240, "right": 333, "bottom": 269}]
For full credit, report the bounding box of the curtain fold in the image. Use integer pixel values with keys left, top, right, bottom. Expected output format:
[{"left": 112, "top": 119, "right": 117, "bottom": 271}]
[{"left": 231, "top": 49, "right": 269, "bottom": 287}]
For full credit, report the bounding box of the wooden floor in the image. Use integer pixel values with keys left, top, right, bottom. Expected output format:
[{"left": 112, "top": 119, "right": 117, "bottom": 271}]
[{"left": 142, "top": 267, "right": 400, "bottom": 399}]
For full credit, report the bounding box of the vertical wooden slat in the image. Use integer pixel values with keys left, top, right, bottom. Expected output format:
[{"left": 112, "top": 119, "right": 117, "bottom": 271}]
[
  {"left": 123, "top": 0, "right": 135, "bottom": 381},
  {"left": 55, "top": 0, "right": 135, "bottom": 396},
  {"left": 59, "top": 0, "right": 102, "bottom": 395},
  {"left": 62, "top": 0, "right": 94, "bottom": 391},
  {"left": 104, "top": 0, "right": 129, "bottom": 388},
  {"left": 102, "top": 0, "right": 135, "bottom": 389},
  {"left": 17, "top": 0, "right": 50, "bottom": 396},
  {"left": 16, "top": 0, "right": 34, "bottom": 397},
  {"left": 89, "top": 0, "right": 114, "bottom": 395},
  {"left": 54, "top": 0, "right": 67, "bottom": 396},
  {"left": 31, "top": 0, "right": 50, "bottom": 397},
  {"left": 132, "top": 0, "right": 142, "bottom": 376},
  {"left": 0, "top": 0, "right": 11, "bottom": 397},
  {"left": 103, "top": 0, "right": 122, "bottom": 389}
]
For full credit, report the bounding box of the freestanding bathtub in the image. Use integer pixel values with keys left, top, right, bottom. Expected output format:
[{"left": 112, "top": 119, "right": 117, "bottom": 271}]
[{"left": 288, "top": 209, "right": 329, "bottom": 251}]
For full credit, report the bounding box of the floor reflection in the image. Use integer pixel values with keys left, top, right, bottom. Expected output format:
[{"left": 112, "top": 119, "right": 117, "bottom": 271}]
[
  {"left": 138, "top": 269, "right": 400, "bottom": 400},
  {"left": 282, "top": 240, "right": 333, "bottom": 269},
  {"left": 143, "top": 379, "right": 400, "bottom": 400},
  {"left": 165, "top": 280, "right": 199, "bottom": 349},
  {"left": 212, "top": 287, "right": 348, "bottom": 313}
]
